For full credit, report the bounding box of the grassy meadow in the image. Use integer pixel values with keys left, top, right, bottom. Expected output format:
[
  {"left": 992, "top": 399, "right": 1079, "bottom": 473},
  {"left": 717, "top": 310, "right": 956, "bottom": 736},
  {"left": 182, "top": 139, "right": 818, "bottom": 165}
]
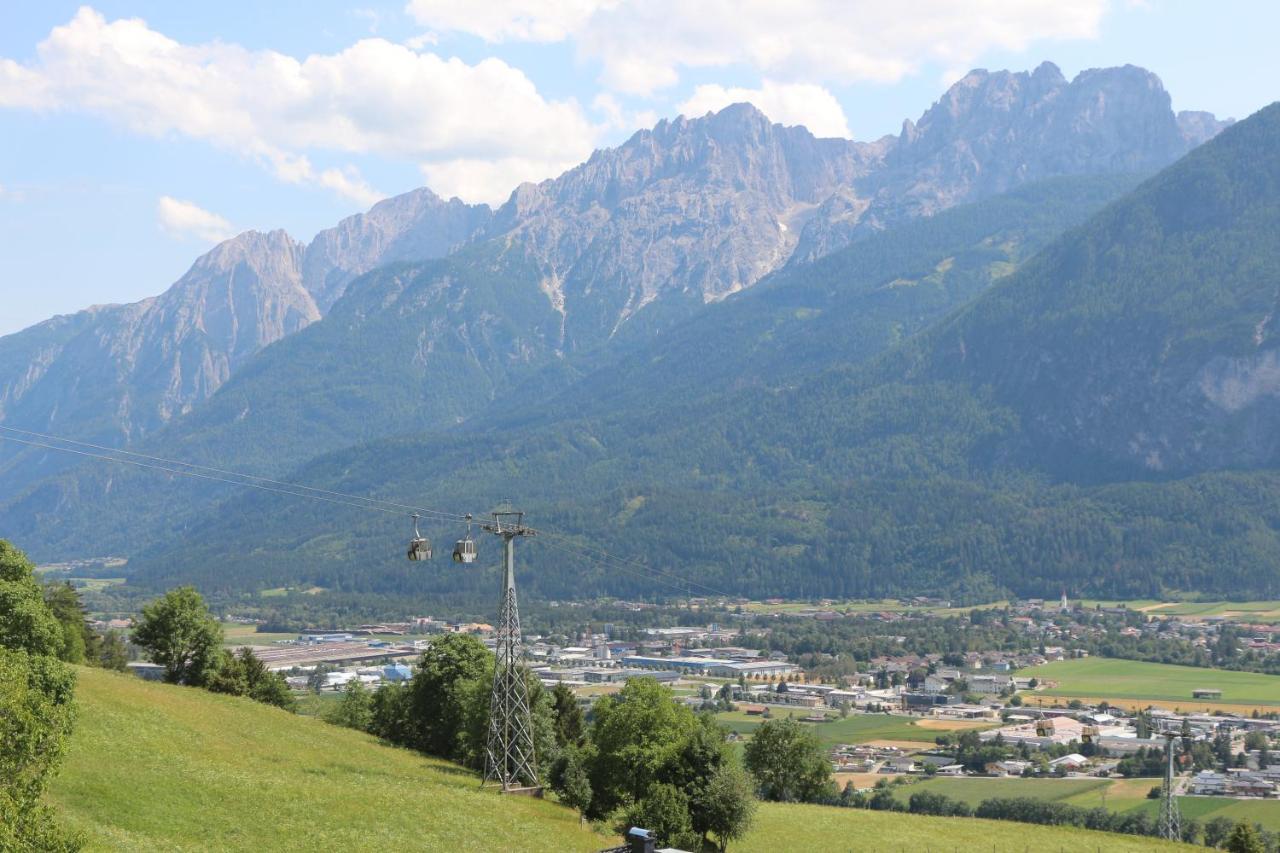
[
  {"left": 1077, "top": 600, "right": 1280, "bottom": 621},
  {"left": 50, "top": 668, "right": 608, "bottom": 852},
  {"left": 737, "top": 802, "right": 1197, "bottom": 852},
  {"left": 891, "top": 775, "right": 1280, "bottom": 833},
  {"left": 1023, "top": 658, "right": 1280, "bottom": 712}
]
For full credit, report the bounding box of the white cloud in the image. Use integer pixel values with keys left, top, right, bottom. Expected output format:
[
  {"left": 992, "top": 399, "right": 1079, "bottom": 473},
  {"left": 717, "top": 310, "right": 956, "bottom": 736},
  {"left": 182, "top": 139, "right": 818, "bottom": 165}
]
[
  {"left": 411, "top": 0, "right": 1109, "bottom": 96},
  {"left": 678, "top": 81, "right": 852, "bottom": 138},
  {"left": 157, "top": 196, "right": 234, "bottom": 242},
  {"left": 0, "top": 8, "right": 600, "bottom": 206},
  {"left": 405, "top": 0, "right": 612, "bottom": 43},
  {"left": 316, "top": 168, "right": 384, "bottom": 208},
  {"left": 404, "top": 32, "right": 439, "bottom": 50},
  {"left": 591, "top": 93, "right": 658, "bottom": 135}
]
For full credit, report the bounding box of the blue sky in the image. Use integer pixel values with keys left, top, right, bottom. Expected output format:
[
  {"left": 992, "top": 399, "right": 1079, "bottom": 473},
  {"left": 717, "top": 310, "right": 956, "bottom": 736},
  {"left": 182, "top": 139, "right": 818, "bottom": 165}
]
[{"left": 1, "top": 1, "right": 1277, "bottom": 336}]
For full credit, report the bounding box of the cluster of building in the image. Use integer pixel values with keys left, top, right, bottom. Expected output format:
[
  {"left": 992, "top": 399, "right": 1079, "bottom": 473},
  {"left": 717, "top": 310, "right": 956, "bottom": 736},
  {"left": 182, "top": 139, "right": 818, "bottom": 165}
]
[{"left": 1191, "top": 765, "right": 1280, "bottom": 797}]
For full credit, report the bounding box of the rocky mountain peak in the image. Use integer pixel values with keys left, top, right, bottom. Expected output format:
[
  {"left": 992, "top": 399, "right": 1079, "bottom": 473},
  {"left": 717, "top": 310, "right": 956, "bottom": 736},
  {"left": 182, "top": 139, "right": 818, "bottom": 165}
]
[
  {"left": 181, "top": 229, "right": 304, "bottom": 290},
  {"left": 1177, "top": 110, "right": 1236, "bottom": 146},
  {"left": 302, "top": 189, "right": 491, "bottom": 312},
  {"left": 482, "top": 103, "right": 875, "bottom": 348}
]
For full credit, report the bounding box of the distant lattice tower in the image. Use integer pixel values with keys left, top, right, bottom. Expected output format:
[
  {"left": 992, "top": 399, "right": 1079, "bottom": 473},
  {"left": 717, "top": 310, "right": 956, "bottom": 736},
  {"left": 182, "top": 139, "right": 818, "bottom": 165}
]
[
  {"left": 481, "top": 511, "right": 539, "bottom": 791},
  {"left": 1158, "top": 732, "right": 1182, "bottom": 841}
]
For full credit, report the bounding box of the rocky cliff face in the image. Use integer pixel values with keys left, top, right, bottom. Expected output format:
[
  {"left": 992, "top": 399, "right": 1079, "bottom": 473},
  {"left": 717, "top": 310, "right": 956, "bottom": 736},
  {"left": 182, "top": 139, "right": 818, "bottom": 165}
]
[
  {"left": 793, "top": 63, "right": 1225, "bottom": 261},
  {"left": 484, "top": 103, "right": 882, "bottom": 350},
  {"left": 303, "top": 188, "right": 491, "bottom": 312},
  {"left": 0, "top": 191, "right": 490, "bottom": 457},
  {"left": 0, "top": 230, "right": 314, "bottom": 446}
]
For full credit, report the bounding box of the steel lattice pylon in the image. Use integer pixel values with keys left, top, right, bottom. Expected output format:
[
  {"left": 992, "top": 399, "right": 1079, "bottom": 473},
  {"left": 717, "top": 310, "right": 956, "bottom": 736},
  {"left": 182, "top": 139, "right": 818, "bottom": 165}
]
[
  {"left": 482, "top": 512, "right": 538, "bottom": 791},
  {"left": 1159, "top": 732, "right": 1182, "bottom": 841}
]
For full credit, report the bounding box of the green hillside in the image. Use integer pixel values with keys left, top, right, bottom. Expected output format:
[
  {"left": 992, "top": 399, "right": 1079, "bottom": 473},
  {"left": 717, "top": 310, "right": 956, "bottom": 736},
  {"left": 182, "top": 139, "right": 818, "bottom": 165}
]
[
  {"left": 50, "top": 668, "right": 606, "bottom": 852},
  {"left": 49, "top": 668, "right": 1193, "bottom": 852},
  {"left": 893, "top": 101, "right": 1280, "bottom": 480}
]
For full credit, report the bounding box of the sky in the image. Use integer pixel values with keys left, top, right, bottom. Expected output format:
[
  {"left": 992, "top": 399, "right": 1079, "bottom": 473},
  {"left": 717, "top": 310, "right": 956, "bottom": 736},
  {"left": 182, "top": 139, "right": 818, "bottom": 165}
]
[{"left": 1, "top": 1, "right": 1277, "bottom": 336}]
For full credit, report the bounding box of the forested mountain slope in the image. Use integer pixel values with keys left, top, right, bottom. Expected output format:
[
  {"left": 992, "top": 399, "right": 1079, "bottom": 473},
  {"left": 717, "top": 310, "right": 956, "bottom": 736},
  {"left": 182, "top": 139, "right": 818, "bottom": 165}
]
[
  {"left": 0, "top": 169, "right": 1138, "bottom": 571},
  {"left": 888, "top": 100, "right": 1280, "bottom": 477},
  {"left": 108, "top": 103, "right": 1280, "bottom": 606}
]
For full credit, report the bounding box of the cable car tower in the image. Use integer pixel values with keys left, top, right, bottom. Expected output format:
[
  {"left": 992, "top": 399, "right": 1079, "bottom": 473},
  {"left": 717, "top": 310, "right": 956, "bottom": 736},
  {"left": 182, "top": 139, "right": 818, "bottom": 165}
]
[
  {"left": 1158, "top": 732, "right": 1182, "bottom": 841},
  {"left": 480, "top": 510, "right": 538, "bottom": 792}
]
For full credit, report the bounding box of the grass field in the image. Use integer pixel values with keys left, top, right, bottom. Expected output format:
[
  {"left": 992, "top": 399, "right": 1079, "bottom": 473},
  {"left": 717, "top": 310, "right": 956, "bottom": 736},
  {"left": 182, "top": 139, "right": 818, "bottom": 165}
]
[
  {"left": 716, "top": 709, "right": 994, "bottom": 747},
  {"left": 49, "top": 668, "right": 1200, "bottom": 851},
  {"left": 1022, "top": 658, "right": 1280, "bottom": 711},
  {"left": 736, "top": 802, "right": 1196, "bottom": 852},
  {"left": 892, "top": 775, "right": 1280, "bottom": 833},
  {"left": 50, "top": 668, "right": 608, "bottom": 852},
  {"left": 1077, "top": 600, "right": 1280, "bottom": 622},
  {"left": 221, "top": 623, "right": 301, "bottom": 647}
]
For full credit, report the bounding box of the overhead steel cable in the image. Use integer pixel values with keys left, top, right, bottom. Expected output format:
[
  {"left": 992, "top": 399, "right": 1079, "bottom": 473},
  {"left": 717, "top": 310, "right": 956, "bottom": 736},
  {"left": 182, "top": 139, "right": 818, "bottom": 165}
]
[
  {"left": 0, "top": 434, "right": 411, "bottom": 517},
  {"left": 0, "top": 425, "right": 737, "bottom": 599},
  {"left": 0, "top": 424, "right": 466, "bottom": 522}
]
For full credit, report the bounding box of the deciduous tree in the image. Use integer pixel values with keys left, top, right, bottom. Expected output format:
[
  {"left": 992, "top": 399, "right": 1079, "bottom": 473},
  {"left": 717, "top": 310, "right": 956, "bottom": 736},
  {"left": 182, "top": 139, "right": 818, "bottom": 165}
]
[
  {"left": 0, "top": 541, "right": 62, "bottom": 657},
  {"left": 742, "top": 716, "right": 833, "bottom": 803},
  {"left": 132, "top": 587, "right": 223, "bottom": 686}
]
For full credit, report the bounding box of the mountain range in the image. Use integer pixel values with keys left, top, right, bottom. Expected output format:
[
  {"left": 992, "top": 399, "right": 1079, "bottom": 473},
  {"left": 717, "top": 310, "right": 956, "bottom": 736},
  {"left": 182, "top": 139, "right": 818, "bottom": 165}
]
[{"left": 3, "top": 62, "right": 1267, "bottom": 608}]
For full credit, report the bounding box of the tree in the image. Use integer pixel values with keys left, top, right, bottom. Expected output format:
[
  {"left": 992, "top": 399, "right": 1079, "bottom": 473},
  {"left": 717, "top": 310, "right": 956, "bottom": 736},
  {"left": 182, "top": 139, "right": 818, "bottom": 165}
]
[
  {"left": 132, "top": 587, "right": 223, "bottom": 686},
  {"left": 551, "top": 682, "right": 585, "bottom": 748},
  {"left": 96, "top": 630, "right": 129, "bottom": 671},
  {"left": 1225, "top": 820, "right": 1265, "bottom": 853},
  {"left": 42, "top": 583, "right": 88, "bottom": 664},
  {"left": 307, "top": 664, "right": 335, "bottom": 693},
  {"left": 403, "top": 633, "right": 493, "bottom": 760},
  {"left": 324, "top": 680, "right": 374, "bottom": 731},
  {"left": 586, "top": 678, "right": 703, "bottom": 817},
  {"left": 548, "top": 747, "right": 593, "bottom": 824},
  {"left": 0, "top": 541, "right": 62, "bottom": 657},
  {"left": 742, "top": 716, "right": 833, "bottom": 803},
  {"left": 692, "top": 761, "right": 756, "bottom": 852},
  {"left": 367, "top": 682, "right": 411, "bottom": 744},
  {"left": 207, "top": 648, "right": 296, "bottom": 711},
  {"left": 624, "top": 783, "right": 699, "bottom": 852},
  {"left": 0, "top": 646, "right": 82, "bottom": 851},
  {"left": 1204, "top": 816, "right": 1236, "bottom": 848}
]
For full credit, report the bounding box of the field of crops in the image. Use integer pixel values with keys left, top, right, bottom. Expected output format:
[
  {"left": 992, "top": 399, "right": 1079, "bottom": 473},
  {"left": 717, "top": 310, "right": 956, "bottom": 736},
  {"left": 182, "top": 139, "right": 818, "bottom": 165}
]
[{"left": 716, "top": 708, "right": 994, "bottom": 747}]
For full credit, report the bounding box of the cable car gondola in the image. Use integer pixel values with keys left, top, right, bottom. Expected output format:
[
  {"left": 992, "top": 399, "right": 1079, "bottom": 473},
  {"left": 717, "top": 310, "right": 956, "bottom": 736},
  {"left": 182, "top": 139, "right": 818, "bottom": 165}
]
[
  {"left": 453, "top": 514, "right": 477, "bottom": 564},
  {"left": 407, "top": 513, "right": 432, "bottom": 561}
]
